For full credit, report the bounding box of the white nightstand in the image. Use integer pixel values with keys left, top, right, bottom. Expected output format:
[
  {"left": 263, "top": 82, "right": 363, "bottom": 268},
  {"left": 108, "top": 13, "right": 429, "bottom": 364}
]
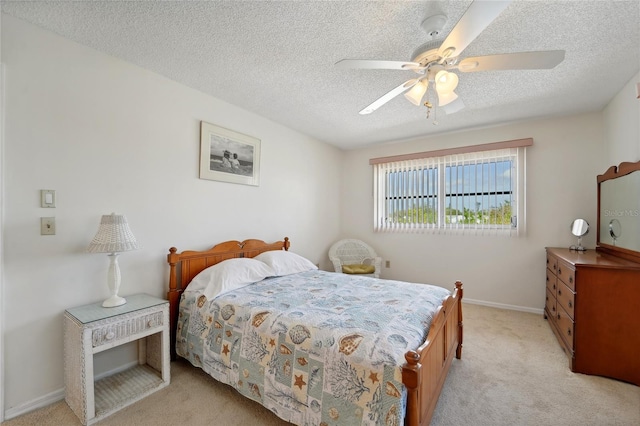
[{"left": 63, "top": 294, "right": 170, "bottom": 425}]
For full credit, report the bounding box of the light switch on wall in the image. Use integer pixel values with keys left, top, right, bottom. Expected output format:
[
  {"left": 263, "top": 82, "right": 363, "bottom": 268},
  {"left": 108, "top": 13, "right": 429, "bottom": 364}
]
[{"left": 41, "top": 189, "right": 56, "bottom": 208}]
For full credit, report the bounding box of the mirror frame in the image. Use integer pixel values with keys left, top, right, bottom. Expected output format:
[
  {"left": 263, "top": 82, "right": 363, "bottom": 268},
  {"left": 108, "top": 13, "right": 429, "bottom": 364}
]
[{"left": 597, "top": 160, "right": 640, "bottom": 263}]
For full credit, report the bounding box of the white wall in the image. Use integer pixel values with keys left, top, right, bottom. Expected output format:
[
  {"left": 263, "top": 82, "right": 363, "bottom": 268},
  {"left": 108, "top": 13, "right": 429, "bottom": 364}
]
[
  {"left": 0, "top": 12, "right": 5, "bottom": 422},
  {"left": 2, "top": 12, "right": 638, "bottom": 420},
  {"left": 340, "top": 113, "right": 604, "bottom": 311},
  {"left": 602, "top": 71, "right": 640, "bottom": 166},
  {"left": 1, "top": 15, "right": 341, "bottom": 414}
]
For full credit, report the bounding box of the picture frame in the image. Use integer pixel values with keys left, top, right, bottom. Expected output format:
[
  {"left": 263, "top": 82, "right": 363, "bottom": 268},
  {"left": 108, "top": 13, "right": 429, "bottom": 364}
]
[{"left": 199, "top": 121, "right": 261, "bottom": 186}]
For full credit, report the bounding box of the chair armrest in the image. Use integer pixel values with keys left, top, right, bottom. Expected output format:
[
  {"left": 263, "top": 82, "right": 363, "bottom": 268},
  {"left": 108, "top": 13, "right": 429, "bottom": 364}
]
[
  {"left": 329, "top": 257, "right": 342, "bottom": 273},
  {"left": 373, "top": 256, "right": 382, "bottom": 270},
  {"left": 373, "top": 256, "right": 382, "bottom": 278}
]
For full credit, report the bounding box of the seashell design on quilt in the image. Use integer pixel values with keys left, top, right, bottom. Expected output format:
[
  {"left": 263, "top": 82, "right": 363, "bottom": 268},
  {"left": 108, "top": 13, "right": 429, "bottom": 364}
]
[
  {"left": 338, "top": 333, "right": 363, "bottom": 355},
  {"left": 251, "top": 311, "right": 270, "bottom": 327},
  {"left": 249, "top": 383, "right": 261, "bottom": 398},
  {"left": 289, "top": 324, "right": 311, "bottom": 344},
  {"left": 283, "top": 359, "right": 292, "bottom": 376},
  {"left": 385, "top": 381, "right": 400, "bottom": 398},
  {"left": 385, "top": 404, "right": 399, "bottom": 426},
  {"left": 280, "top": 344, "right": 292, "bottom": 355},
  {"left": 197, "top": 295, "right": 207, "bottom": 308},
  {"left": 328, "top": 407, "right": 340, "bottom": 420},
  {"left": 220, "top": 304, "right": 235, "bottom": 320}
]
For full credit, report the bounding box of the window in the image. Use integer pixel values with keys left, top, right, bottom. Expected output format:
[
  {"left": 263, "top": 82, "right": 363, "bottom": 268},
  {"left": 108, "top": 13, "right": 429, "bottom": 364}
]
[{"left": 371, "top": 139, "right": 530, "bottom": 235}]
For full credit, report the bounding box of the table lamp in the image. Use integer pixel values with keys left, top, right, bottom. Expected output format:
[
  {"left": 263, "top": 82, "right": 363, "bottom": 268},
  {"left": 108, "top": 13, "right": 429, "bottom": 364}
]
[{"left": 87, "top": 213, "right": 139, "bottom": 307}]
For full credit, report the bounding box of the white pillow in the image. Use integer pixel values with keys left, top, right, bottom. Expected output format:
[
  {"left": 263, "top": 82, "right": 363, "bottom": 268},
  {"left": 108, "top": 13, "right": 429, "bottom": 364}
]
[
  {"left": 254, "top": 250, "right": 317, "bottom": 276},
  {"left": 185, "top": 258, "right": 275, "bottom": 300}
]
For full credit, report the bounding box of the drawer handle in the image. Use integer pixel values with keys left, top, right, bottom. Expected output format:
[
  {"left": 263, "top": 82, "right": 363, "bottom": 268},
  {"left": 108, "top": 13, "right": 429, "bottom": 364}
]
[
  {"left": 552, "top": 306, "right": 556, "bottom": 312},
  {"left": 569, "top": 277, "right": 573, "bottom": 284},
  {"left": 553, "top": 284, "right": 556, "bottom": 290},
  {"left": 105, "top": 331, "right": 115, "bottom": 341},
  {"left": 558, "top": 289, "right": 562, "bottom": 296},
  {"left": 546, "top": 276, "right": 549, "bottom": 282},
  {"left": 558, "top": 267, "right": 562, "bottom": 274},
  {"left": 568, "top": 301, "right": 572, "bottom": 308},
  {"left": 545, "top": 296, "right": 548, "bottom": 301},
  {"left": 553, "top": 264, "right": 557, "bottom": 271},
  {"left": 557, "top": 314, "right": 561, "bottom": 320},
  {"left": 567, "top": 328, "right": 572, "bottom": 336}
]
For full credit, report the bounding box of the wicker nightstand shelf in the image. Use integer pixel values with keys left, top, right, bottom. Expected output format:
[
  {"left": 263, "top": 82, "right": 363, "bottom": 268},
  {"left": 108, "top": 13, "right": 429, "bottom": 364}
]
[{"left": 63, "top": 294, "right": 170, "bottom": 425}]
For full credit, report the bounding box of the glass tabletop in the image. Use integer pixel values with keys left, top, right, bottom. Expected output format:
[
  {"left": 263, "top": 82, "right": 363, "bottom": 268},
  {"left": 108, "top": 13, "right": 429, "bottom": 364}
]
[{"left": 65, "top": 293, "right": 168, "bottom": 324}]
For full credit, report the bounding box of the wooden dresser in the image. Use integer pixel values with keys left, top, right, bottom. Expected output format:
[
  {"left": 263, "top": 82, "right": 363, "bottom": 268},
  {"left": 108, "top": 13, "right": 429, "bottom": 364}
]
[{"left": 545, "top": 247, "right": 640, "bottom": 385}]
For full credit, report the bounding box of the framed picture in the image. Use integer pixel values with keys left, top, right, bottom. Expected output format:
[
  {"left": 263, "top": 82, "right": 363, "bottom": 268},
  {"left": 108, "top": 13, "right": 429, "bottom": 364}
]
[{"left": 199, "top": 121, "right": 261, "bottom": 186}]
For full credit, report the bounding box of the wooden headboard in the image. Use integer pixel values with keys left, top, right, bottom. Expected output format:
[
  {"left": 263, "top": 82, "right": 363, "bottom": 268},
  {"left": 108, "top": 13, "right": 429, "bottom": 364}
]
[{"left": 166, "top": 237, "right": 289, "bottom": 359}]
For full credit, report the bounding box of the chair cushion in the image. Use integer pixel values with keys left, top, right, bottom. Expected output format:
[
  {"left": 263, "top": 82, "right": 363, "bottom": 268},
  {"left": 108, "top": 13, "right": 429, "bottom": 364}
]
[{"left": 342, "top": 264, "right": 376, "bottom": 275}]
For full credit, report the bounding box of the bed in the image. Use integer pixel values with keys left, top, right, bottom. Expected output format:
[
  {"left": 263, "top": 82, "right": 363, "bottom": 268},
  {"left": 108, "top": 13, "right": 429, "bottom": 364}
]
[{"left": 167, "top": 237, "right": 463, "bottom": 426}]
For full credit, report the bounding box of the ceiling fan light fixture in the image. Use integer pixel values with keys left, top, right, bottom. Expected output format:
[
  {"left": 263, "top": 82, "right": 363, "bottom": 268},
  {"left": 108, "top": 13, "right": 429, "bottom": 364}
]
[
  {"left": 438, "top": 91, "right": 459, "bottom": 107},
  {"left": 404, "top": 80, "right": 428, "bottom": 106},
  {"left": 435, "top": 70, "right": 459, "bottom": 94}
]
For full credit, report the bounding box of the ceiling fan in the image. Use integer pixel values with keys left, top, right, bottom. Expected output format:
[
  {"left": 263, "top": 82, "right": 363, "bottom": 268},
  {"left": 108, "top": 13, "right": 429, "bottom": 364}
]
[{"left": 336, "top": 0, "right": 565, "bottom": 116}]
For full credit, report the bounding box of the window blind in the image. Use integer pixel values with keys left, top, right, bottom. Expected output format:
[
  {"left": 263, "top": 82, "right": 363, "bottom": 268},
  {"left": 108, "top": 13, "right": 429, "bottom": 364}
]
[{"left": 372, "top": 140, "right": 529, "bottom": 235}]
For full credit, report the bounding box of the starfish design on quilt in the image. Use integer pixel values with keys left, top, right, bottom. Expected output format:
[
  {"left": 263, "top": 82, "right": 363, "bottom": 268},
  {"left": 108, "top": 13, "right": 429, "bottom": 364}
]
[
  {"left": 222, "top": 344, "right": 230, "bottom": 356},
  {"left": 269, "top": 338, "right": 276, "bottom": 347},
  {"left": 294, "top": 374, "right": 306, "bottom": 390},
  {"left": 369, "top": 371, "right": 379, "bottom": 384}
]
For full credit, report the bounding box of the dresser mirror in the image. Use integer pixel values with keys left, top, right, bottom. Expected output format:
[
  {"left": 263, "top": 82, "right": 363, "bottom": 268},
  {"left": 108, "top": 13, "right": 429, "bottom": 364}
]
[{"left": 597, "top": 160, "right": 640, "bottom": 262}]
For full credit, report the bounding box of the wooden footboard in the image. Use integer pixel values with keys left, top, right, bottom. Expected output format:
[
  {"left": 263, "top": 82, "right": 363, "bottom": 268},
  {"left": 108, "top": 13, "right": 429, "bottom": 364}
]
[{"left": 402, "top": 281, "right": 463, "bottom": 426}]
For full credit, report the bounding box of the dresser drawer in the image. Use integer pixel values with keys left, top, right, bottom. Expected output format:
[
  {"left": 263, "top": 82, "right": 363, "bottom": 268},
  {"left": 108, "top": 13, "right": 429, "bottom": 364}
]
[
  {"left": 92, "top": 311, "right": 165, "bottom": 348},
  {"left": 546, "top": 268, "right": 557, "bottom": 294},
  {"left": 555, "top": 305, "right": 575, "bottom": 351},
  {"left": 546, "top": 254, "right": 558, "bottom": 275},
  {"left": 545, "top": 288, "right": 557, "bottom": 317},
  {"left": 556, "top": 260, "right": 575, "bottom": 290},
  {"left": 556, "top": 281, "right": 575, "bottom": 319}
]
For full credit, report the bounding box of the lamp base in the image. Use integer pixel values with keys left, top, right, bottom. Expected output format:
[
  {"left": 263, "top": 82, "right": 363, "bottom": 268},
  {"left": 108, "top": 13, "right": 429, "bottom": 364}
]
[{"left": 102, "top": 295, "right": 127, "bottom": 308}]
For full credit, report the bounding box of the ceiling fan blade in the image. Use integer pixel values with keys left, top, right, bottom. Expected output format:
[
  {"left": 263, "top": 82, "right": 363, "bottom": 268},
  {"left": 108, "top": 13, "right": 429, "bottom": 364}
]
[
  {"left": 359, "top": 79, "right": 418, "bottom": 115},
  {"left": 335, "top": 59, "right": 422, "bottom": 71},
  {"left": 438, "top": 0, "right": 512, "bottom": 59},
  {"left": 458, "top": 50, "right": 565, "bottom": 72}
]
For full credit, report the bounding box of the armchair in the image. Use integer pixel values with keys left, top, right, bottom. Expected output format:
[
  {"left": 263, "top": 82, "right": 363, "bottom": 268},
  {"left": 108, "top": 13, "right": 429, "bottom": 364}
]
[{"left": 328, "top": 239, "right": 382, "bottom": 278}]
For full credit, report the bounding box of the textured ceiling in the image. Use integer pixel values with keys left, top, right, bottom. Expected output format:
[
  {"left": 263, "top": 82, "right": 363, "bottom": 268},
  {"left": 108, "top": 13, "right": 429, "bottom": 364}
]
[{"left": 2, "top": 0, "right": 639, "bottom": 149}]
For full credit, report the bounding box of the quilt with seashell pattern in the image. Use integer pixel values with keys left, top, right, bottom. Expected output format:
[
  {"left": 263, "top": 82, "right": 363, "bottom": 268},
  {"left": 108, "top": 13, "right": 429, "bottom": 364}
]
[{"left": 176, "top": 270, "right": 450, "bottom": 426}]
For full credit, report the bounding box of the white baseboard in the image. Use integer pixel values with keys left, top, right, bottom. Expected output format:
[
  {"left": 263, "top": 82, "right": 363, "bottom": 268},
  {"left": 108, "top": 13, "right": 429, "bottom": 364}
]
[
  {"left": 4, "top": 360, "right": 139, "bottom": 421},
  {"left": 463, "top": 298, "right": 544, "bottom": 315},
  {"left": 4, "top": 388, "right": 64, "bottom": 421}
]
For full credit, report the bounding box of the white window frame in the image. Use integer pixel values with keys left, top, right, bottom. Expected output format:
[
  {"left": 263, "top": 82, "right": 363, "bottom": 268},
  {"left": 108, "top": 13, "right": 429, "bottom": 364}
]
[{"left": 370, "top": 139, "right": 530, "bottom": 235}]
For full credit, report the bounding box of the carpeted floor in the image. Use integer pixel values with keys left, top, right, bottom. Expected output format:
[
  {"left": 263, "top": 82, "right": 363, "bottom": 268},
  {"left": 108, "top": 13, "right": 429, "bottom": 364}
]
[{"left": 4, "top": 303, "right": 639, "bottom": 425}]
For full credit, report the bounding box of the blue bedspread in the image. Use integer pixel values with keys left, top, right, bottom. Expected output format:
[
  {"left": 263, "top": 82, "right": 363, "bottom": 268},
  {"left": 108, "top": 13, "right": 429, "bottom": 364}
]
[{"left": 177, "top": 270, "right": 450, "bottom": 426}]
